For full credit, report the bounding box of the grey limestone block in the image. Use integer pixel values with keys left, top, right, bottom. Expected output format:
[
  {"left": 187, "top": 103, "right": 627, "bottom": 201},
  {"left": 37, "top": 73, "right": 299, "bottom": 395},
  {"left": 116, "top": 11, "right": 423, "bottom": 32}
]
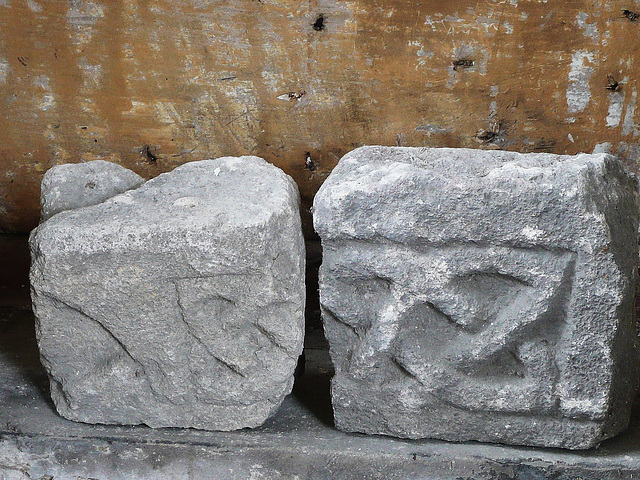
[
  {"left": 313, "top": 146, "right": 640, "bottom": 449},
  {"left": 40, "top": 160, "right": 145, "bottom": 221},
  {"left": 30, "top": 156, "right": 306, "bottom": 430}
]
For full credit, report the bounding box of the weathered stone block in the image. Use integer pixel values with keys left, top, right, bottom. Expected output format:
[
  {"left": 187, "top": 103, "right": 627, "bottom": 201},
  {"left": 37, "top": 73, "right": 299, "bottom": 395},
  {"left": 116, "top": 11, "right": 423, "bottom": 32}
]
[
  {"left": 30, "top": 157, "right": 305, "bottom": 430},
  {"left": 313, "top": 146, "right": 639, "bottom": 449},
  {"left": 40, "top": 160, "right": 144, "bottom": 221}
]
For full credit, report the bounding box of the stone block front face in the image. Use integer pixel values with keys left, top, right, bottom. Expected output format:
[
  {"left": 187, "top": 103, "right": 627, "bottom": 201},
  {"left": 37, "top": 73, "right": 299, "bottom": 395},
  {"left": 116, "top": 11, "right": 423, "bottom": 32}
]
[
  {"left": 30, "top": 157, "right": 305, "bottom": 431},
  {"left": 313, "top": 146, "right": 639, "bottom": 449}
]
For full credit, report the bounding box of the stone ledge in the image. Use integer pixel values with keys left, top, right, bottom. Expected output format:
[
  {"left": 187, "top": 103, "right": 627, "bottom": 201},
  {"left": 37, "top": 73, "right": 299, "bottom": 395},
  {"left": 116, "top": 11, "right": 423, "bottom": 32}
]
[{"left": 1, "top": 308, "right": 640, "bottom": 479}]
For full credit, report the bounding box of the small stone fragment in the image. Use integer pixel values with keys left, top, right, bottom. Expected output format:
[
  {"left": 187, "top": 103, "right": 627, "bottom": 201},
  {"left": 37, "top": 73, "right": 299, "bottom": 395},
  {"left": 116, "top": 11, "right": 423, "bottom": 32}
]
[
  {"left": 40, "top": 160, "right": 145, "bottom": 221},
  {"left": 30, "top": 156, "right": 305, "bottom": 430},
  {"left": 313, "top": 146, "right": 639, "bottom": 449}
]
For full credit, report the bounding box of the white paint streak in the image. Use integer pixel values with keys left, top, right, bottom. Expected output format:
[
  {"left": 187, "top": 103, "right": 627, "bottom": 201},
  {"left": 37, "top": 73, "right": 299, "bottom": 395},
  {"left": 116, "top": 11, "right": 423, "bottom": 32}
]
[
  {"left": 0, "top": 58, "right": 8, "bottom": 84},
  {"left": 414, "top": 124, "right": 450, "bottom": 135},
  {"left": 606, "top": 90, "right": 625, "bottom": 128},
  {"left": 476, "top": 16, "right": 500, "bottom": 34},
  {"left": 592, "top": 142, "right": 612, "bottom": 154},
  {"left": 576, "top": 12, "right": 598, "bottom": 41},
  {"left": 78, "top": 59, "right": 102, "bottom": 89},
  {"left": 622, "top": 89, "right": 638, "bottom": 137},
  {"left": 566, "top": 51, "right": 595, "bottom": 113},
  {"left": 27, "top": 0, "right": 42, "bottom": 11},
  {"left": 33, "top": 75, "right": 55, "bottom": 111},
  {"left": 409, "top": 40, "right": 434, "bottom": 68},
  {"left": 67, "top": 1, "right": 105, "bottom": 46}
]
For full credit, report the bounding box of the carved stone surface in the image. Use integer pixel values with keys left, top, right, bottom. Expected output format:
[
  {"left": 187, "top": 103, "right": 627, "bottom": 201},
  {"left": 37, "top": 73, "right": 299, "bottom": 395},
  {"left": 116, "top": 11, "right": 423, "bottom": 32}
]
[
  {"left": 40, "top": 160, "right": 144, "bottom": 221},
  {"left": 313, "top": 146, "right": 640, "bottom": 449},
  {"left": 30, "top": 157, "right": 305, "bottom": 430}
]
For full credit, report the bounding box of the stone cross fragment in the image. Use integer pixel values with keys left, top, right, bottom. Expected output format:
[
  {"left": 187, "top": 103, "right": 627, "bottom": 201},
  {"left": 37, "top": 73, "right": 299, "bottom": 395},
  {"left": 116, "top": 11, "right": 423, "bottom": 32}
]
[
  {"left": 313, "top": 146, "right": 639, "bottom": 449},
  {"left": 30, "top": 157, "right": 305, "bottom": 430}
]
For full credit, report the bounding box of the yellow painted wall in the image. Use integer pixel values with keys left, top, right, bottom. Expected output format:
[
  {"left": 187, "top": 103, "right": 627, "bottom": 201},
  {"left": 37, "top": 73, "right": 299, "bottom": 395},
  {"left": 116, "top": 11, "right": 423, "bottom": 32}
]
[{"left": 1, "top": 0, "right": 639, "bottom": 233}]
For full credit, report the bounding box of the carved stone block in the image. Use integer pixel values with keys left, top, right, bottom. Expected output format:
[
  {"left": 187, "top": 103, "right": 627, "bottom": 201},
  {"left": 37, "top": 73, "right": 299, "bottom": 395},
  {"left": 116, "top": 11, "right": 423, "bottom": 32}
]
[
  {"left": 313, "top": 146, "right": 639, "bottom": 449},
  {"left": 30, "top": 157, "right": 305, "bottom": 430}
]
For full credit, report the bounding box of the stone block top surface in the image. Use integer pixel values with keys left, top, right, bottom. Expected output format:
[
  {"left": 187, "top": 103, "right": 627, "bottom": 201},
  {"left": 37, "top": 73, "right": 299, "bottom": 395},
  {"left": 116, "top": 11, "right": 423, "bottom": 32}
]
[
  {"left": 40, "top": 160, "right": 144, "bottom": 221},
  {"left": 314, "top": 146, "right": 634, "bottom": 252},
  {"left": 35, "top": 156, "right": 300, "bottom": 256}
]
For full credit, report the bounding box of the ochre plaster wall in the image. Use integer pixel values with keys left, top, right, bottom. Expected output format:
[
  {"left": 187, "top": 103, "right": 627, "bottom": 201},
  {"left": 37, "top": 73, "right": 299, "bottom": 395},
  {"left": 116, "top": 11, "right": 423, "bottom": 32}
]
[{"left": 1, "top": 0, "right": 639, "bottom": 233}]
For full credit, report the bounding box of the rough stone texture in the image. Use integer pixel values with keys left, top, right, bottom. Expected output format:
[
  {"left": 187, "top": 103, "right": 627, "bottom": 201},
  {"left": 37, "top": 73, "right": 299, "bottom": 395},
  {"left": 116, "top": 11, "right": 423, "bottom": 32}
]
[
  {"left": 5, "top": 308, "right": 640, "bottom": 480},
  {"left": 40, "top": 160, "right": 145, "bottom": 221},
  {"left": 313, "top": 146, "right": 640, "bottom": 449},
  {"left": 29, "top": 156, "right": 305, "bottom": 430}
]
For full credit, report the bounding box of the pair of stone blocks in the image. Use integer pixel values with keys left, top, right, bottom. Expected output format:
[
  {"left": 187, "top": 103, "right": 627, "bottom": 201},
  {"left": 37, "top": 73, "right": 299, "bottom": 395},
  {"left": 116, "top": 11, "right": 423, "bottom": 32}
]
[{"left": 30, "top": 147, "right": 639, "bottom": 450}]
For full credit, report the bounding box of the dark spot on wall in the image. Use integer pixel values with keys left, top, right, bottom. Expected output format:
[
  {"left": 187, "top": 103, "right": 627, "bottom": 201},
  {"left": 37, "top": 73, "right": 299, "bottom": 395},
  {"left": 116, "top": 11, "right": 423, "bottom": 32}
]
[
  {"left": 305, "top": 151, "right": 317, "bottom": 171},
  {"left": 476, "top": 120, "right": 504, "bottom": 145},
  {"left": 452, "top": 59, "right": 474, "bottom": 71},
  {"left": 287, "top": 90, "right": 306, "bottom": 100},
  {"left": 622, "top": 9, "right": 639, "bottom": 21},
  {"left": 313, "top": 14, "right": 325, "bottom": 31},
  {"left": 140, "top": 145, "right": 158, "bottom": 164},
  {"left": 606, "top": 74, "right": 623, "bottom": 92},
  {"left": 532, "top": 138, "right": 556, "bottom": 152}
]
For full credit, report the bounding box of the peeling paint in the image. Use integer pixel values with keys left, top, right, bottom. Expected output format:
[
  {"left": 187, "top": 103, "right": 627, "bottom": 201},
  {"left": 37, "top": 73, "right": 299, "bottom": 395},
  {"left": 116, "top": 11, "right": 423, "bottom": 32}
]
[
  {"left": 66, "top": 1, "right": 104, "bottom": 26},
  {"left": 415, "top": 124, "right": 450, "bottom": 135},
  {"left": 622, "top": 89, "right": 638, "bottom": 137},
  {"left": 476, "top": 16, "right": 500, "bottom": 34},
  {"left": 78, "top": 59, "right": 103, "bottom": 89},
  {"left": 617, "top": 142, "right": 640, "bottom": 163},
  {"left": 32, "top": 75, "right": 55, "bottom": 111},
  {"left": 27, "top": 0, "right": 42, "bottom": 12},
  {"left": 606, "top": 90, "right": 625, "bottom": 128},
  {"left": 1, "top": 0, "right": 640, "bottom": 233},
  {"left": 0, "top": 58, "right": 9, "bottom": 85},
  {"left": 67, "top": 1, "right": 105, "bottom": 46},
  {"left": 576, "top": 12, "right": 598, "bottom": 41},
  {"left": 566, "top": 51, "right": 595, "bottom": 114},
  {"left": 592, "top": 142, "right": 613, "bottom": 154}
]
